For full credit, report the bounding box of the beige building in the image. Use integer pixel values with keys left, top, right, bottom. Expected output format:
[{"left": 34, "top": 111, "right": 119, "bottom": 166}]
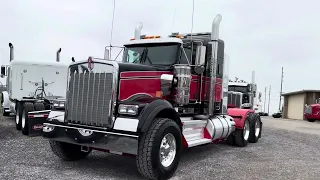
[{"left": 282, "top": 90, "right": 320, "bottom": 120}]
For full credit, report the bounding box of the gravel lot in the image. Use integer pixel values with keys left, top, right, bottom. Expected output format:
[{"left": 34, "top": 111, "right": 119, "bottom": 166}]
[{"left": 1, "top": 115, "right": 320, "bottom": 180}]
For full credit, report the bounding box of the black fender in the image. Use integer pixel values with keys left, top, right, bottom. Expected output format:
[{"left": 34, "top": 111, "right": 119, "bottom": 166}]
[{"left": 137, "top": 99, "right": 181, "bottom": 133}]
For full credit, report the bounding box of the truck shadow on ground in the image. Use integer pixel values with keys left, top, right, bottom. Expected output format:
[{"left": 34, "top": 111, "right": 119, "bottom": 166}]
[{"left": 56, "top": 142, "right": 235, "bottom": 179}]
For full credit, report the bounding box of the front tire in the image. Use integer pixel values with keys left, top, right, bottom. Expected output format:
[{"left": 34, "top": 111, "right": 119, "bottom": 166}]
[
  {"left": 49, "top": 140, "right": 92, "bottom": 161},
  {"left": 15, "top": 103, "right": 23, "bottom": 130},
  {"left": 136, "top": 118, "right": 182, "bottom": 180},
  {"left": 21, "top": 102, "right": 34, "bottom": 135}
]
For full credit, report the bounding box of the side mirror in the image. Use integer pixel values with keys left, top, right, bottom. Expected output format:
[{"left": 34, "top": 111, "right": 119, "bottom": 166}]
[
  {"left": 194, "top": 45, "right": 206, "bottom": 74},
  {"left": 1, "top": 66, "right": 6, "bottom": 77}
]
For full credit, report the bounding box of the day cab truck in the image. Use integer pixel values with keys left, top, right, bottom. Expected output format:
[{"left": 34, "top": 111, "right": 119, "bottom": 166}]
[{"left": 28, "top": 14, "right": 263, "bottom": 180}]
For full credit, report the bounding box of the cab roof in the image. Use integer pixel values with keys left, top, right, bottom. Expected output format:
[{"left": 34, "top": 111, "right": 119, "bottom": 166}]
[
  {"left": 228, "top": 82, "right": 249, "bottom": 86},
  {"left": 8, "top": 60, "right": 69, "bottom": 68},
  {"left": 124, "top": 37, "right": 183, "bottom": 46}
]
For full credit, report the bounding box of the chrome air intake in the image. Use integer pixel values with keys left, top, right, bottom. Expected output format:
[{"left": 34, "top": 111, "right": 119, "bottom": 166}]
[{"left": 173, "top": 64, "right": 192, "bottom": 106}]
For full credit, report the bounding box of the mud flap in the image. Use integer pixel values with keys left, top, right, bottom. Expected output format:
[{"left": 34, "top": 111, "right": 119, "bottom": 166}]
[{"left": 27, "top": 110, "right": 51, "bottom": 137}]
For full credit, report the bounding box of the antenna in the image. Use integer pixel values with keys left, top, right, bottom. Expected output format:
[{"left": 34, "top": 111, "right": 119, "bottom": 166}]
[
  {"left": 109, "top": 0, "right": 116, "bottom": 59},
  {"left": 190, "top": 0, "right": 195, "bottom": 64},
  {"left": 171, "top": 7, "right": 177, "bottom": 32}
]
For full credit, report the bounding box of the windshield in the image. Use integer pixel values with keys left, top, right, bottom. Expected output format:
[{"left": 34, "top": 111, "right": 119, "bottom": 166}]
[
  {"left": 122, "top": 43, "right": 180, "bottom": 66},
  {"left": 228, "top": 85, "right": 248, "bottom": 93}
]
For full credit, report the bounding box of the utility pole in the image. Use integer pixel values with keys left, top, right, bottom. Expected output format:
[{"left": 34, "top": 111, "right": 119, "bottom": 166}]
[
  {"left": 263, "top": 86, "right": 267, "bottom": 112},
  {"left": 268, "top": 85, "right": 271, "bottom": 114},
  {"left": 279, "top": 67, "right": 284, "bottom": 112}
]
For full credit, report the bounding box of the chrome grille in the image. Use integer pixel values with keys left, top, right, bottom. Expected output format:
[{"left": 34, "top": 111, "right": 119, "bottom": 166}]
[
  {"left": 235, "top": 93, "right": 241, "bottom": 107},
  {"left": 304, "top": 106, "right": 312, "bottom": 114},
  {"left": 228, "top": 91, "right": 242, "bottom": 108},
  {"left": 66, "top": 72, "right": 113, "bottom": 128}
]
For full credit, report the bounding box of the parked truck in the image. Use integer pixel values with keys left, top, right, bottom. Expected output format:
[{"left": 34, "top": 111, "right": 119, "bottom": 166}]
[
  {"left": 304, "top": 98, "right": 320, "bottom": 122},
  {"left": 0, "top": 43, "right": 69, "bottom": 135},
  {"left": 227, "top": 73, "right": 261, "bottom": 111},
  {"left": 28, "top": 14, "right": 262, "bottom": 180}
]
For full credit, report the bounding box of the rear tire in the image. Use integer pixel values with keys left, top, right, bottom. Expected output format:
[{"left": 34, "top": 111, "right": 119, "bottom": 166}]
[
  {"left": 234, "top": 117, "right": 250, "bottom": 147},
  {"left": 15, "top": 103, "right": 23, "bottom": 130},
  {"left": 136, "top": 118, "right": 182, "bottom": 180},
  {"left": 21, "top": 102, "right": 34, "bottom": 135},
  {"left": 34, "top": 102, "right": 45, "bottom": 111},
  {"left": 307, "top": 119, "right": 316, "bottom": 122},
  {"left": 249, "top": 113, "right": 262, "bottom": 143},
  {"left": 49, "top": 140, "right": 92, "bottom": 161}
]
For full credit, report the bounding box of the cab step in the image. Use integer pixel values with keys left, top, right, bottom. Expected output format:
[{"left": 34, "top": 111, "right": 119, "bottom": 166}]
[
  {"left": 188, "top": 138, "right": 212, "bottom": 147},
  {"left": 181, "top": 119, "right": 212, "bottom": 147}
]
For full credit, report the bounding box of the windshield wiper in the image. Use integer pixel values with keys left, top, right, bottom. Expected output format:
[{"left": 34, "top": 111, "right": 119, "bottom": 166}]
[{"left": 131, "top": 48, "right": 147, "bottom": 64}]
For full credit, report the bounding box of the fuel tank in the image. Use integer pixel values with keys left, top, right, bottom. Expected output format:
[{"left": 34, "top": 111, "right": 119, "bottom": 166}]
[{"left": 206, "top": 115, "right": 236, "bottom": 141}]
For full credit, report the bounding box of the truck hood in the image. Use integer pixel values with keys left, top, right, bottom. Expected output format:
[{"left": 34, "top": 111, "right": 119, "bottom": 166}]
[
  {"left": 118, "top": 62, "right": 171, "bottom": 72},
  {"left": 307, "top": 104, "right": 320, "bottom": 107}
]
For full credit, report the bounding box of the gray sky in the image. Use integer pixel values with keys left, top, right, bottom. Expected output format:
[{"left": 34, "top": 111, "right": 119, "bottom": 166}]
[{"left": 0, "top": 0, "right": 318, "bottom": 114}]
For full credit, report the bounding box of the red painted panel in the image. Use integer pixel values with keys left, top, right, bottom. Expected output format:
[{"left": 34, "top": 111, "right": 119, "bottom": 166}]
[
  {"left": 119, "top": 78, "right": 161, "bottom": 100},
  {"left": 119, "top": 72, "right": 224, "bottom": 102}
]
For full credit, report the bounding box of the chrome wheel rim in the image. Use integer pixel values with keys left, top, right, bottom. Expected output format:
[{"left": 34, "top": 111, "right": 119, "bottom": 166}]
[
  {"left": 21, "top": 109, "right": 25, "bottom": 128},
  {"left": 255, "top": 120, "right": 261, "bottom": 137},
  {"left": 15, "top": 109, "right": 19, "bottom": 124},
  {"left": 159, "top": 133, "right": 176, "bottom": 168},
  {"left": 243, "top": 120, "right": 250, "bottom": 141}
]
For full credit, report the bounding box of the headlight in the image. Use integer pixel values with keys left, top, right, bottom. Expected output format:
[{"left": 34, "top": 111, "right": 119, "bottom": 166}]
[
  {"left": 53, "top": 99, "right": 66, "bottom": 109},
  {"left": 118, "top": 104, "right": 139, "bottom": 115}
]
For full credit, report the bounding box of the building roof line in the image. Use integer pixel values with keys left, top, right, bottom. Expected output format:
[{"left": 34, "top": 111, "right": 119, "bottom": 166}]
[{"left": 282, "top": 89, "right": 320, "bottom": 96}]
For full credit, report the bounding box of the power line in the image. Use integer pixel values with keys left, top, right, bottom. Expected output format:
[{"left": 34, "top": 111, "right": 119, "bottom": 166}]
[
  {"left": 263, "top": 86, "right": 266, "bottom": 112},
  {"left": 268, "top": 85, "right": 271, "bottom": 114}
]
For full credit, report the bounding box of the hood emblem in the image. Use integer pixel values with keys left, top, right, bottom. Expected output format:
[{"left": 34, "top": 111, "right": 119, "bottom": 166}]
[{"left": 88, "top": 56, "right": 94, "bottom": 70}]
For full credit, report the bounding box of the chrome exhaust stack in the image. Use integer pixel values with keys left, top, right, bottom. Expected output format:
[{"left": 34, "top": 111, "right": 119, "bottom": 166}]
[
  {"left": 208, "top": 14, "right": 222, "bottom": 116},
  {"left": 56, "top": 48, "right": 61, "bottom": 62},
  {"left": 8, "top": 43, "right": 14, "bottom": 62},
  {"left": 134, "top": 22, "right": 143, "bottom": 40},
  {"left": 104, "top": 48, "right": 110, "bottom": 59}
]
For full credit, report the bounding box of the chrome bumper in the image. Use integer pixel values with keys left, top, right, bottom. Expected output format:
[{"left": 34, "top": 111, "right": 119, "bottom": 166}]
[{"left": 43, "top": 123, "right": 138, "bottom": 155}]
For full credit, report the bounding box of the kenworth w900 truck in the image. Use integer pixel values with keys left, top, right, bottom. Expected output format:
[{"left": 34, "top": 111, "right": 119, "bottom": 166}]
[{"left": 28, "top": 14, "right": 262, "bottom": 180}]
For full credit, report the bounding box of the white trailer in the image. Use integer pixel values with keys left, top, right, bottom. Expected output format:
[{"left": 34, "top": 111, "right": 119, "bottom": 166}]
[{"left": 1, "top": 43, "right": 69, "bottom": 135}]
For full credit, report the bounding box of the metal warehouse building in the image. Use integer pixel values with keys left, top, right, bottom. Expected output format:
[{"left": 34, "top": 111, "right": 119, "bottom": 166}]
[{"left": 282, "top": 90, "right": 320, "bottom": 120}]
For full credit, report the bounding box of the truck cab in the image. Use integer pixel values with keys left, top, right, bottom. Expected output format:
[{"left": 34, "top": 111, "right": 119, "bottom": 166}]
[{"left": 228, "top": 79, "right": 257, "bottom": 110}]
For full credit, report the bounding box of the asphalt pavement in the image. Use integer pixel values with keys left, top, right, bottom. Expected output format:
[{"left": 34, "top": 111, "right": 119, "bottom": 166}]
[{"left": 1, "top": 115, "right": 320, "bottom": 180}]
